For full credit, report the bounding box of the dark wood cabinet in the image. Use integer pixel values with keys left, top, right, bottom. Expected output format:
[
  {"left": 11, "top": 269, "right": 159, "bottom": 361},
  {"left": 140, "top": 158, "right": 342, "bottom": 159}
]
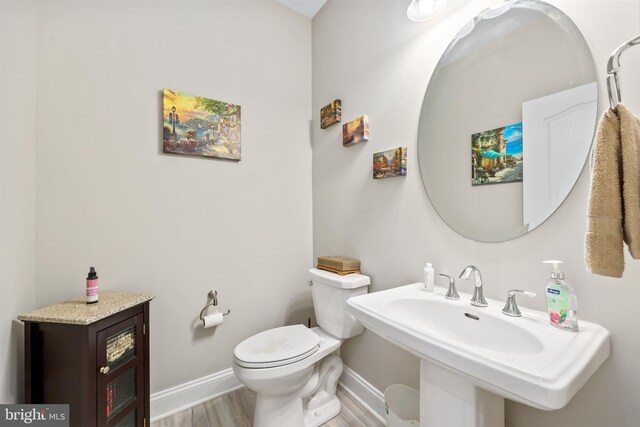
[{"left": 20, "top": 293, "right": 153, "bottom": 427}]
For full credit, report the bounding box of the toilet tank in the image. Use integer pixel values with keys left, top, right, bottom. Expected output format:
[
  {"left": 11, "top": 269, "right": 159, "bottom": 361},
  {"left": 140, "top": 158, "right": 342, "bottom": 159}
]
[{"left": 309, "top": 268, "right": 370, "bottom": 339}]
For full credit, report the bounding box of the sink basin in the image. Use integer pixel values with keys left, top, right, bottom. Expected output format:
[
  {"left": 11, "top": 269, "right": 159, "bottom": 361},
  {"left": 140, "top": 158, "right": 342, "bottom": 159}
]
[
  {"left": 346, "top": 283, "right": 610, "bottom": 412},
  {"left": 385, "top": 298, "right": 544, "bottom": 355}
]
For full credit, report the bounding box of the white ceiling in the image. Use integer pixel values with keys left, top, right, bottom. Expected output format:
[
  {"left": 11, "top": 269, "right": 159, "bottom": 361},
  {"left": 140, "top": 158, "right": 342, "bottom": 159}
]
[{"left": 276, "top": 0, "right": 327, "bottom": 19}]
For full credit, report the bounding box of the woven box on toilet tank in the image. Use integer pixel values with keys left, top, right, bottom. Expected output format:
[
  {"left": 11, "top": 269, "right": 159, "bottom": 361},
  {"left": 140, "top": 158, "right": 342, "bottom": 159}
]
[{"left": 309, "top": 268, "right": 371, "bottom": 338}]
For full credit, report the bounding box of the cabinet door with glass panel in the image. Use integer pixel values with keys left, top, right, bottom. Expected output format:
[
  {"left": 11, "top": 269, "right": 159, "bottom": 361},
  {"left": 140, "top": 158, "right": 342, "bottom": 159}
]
[{"left": 97, "top": 314, "right": 145, "bottom": 427}]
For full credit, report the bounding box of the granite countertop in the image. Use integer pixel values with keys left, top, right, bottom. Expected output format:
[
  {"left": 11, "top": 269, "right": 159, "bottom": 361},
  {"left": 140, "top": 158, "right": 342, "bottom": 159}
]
[{"left": 18, "top": 292, "right": 155, "bottom": 325}]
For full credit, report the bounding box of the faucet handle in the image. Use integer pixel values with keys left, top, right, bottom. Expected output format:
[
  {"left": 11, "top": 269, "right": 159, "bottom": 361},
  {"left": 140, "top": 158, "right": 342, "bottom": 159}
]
[
  {"left": 439, "top": 274, "right": 459, "bottom": 300},
  {"left": 502, "top": 289, "right": 537, "bottom": 317}
]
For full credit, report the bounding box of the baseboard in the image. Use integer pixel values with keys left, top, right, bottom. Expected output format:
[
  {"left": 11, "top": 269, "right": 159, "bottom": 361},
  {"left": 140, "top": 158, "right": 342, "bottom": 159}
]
[
  {"left": 150, "top": 365, "right": 386, "bottom": 424},
  {"left": 339, "top": 365, "right": 386, "bottom": 424},
  {"left": 150, "top": 368, "right": 242, "bottom": 422}
]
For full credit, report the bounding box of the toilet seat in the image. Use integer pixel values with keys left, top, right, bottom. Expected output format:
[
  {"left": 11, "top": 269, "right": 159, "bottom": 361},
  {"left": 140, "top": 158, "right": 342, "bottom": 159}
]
[{"left": 234, "top": 324, "right": 320, "bottom": 369}]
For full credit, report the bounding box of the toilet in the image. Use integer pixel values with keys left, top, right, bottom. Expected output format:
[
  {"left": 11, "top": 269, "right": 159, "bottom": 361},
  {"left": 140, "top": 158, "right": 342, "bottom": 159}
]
[{"left": 233, "top": 268, "right": 370, "bottom": 427}]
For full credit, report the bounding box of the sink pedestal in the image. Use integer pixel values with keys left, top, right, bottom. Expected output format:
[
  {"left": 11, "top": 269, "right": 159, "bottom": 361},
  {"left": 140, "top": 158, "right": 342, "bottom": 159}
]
[{"left": 420, "top": 361, "right": 504, "bottom": 427}]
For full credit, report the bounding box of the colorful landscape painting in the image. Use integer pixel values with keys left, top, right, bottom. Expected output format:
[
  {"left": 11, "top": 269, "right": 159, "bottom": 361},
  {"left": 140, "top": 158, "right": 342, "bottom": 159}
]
[
  {"left": 163, "top": 89, "right": 241, "bottom": 160},
  {"left": 373, "top": 147, "right": 407, "bottom": 179},
  {"left": 471, "top": 122, "right": 523, "bottom": 186},
  {"left": 320, "top": 99, "right": 342, "bottom": 129},
  {"left": 343, "top": 115, "right": 369, "bottom": 147}
]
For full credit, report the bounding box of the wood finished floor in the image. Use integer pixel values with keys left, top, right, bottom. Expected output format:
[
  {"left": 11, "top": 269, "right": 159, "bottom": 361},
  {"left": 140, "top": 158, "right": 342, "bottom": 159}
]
[{"left": 152, "top": 386, "right": 384, "bottom": 427}]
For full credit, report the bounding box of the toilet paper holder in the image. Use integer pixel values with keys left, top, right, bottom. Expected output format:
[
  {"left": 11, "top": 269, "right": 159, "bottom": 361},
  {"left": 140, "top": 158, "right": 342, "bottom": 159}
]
[{"left": 199, "top": 290, "right": 231, "bottom": 321}]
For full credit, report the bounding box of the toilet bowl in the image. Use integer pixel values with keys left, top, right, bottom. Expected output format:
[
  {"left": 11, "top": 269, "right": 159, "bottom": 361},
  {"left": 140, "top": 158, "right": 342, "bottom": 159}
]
[{"left": 232, "top": 268, "right": 370, "bottom": 427}]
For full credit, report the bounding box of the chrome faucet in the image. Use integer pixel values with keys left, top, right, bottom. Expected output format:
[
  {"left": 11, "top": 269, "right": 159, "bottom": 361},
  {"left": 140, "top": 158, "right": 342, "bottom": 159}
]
[{"left": 459, "top": 265, "right": 488, "bottom": 307}]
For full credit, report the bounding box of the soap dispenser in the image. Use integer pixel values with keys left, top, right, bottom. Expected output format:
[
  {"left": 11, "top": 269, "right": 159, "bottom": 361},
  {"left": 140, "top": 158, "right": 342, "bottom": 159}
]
[
  {"left": 543, "top": 260, "right": 578, "bottom": 332},
  {"left": 86, "top": 266, "right": 99, "bottom": 304},
  {"left": 424, "top": 262, "right": 435, "bottom": 292}
]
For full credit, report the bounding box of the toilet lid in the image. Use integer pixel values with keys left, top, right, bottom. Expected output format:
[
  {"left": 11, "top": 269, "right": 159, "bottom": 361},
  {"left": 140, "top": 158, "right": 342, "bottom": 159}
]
[{"left": 234, "top": 325, "right": 320, "bottom": 368}]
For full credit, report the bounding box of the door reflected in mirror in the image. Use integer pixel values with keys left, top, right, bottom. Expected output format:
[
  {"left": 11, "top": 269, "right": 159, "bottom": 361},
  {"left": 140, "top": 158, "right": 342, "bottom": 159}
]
[{"left": 417, "top": 0, "right": 598, "bottom": 242}]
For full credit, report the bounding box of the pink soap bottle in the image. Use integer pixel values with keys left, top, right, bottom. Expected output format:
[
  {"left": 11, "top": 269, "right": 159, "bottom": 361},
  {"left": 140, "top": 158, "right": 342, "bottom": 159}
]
[{"left": 86, "top": 267, "right": 99, "bottom": 304}]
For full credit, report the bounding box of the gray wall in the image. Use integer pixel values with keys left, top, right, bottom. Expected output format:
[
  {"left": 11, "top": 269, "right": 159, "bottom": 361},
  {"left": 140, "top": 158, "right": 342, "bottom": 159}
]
[
  {"left": 0, "top": 0, "right": 37, "bottom": 404},
  {"left": 312, "top": 0, "right": 640, "bottom": 426},
  {"left": 13, "top": 0, "right": 312, "bottom": 395}
]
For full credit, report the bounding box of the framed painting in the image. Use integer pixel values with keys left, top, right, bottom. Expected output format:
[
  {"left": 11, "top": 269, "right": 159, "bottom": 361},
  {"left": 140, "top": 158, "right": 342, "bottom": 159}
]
[
  {"left": 471, "top": 122, "right": 522, "bottom": 185},
  {"left": 163, "top": 88, "right": 241, "bottom": 160},
  {"left": 373, "top": 147, "right": 407, "bottom": 179},
  {"left": 320, "top": 99, "right": 342, "bottom": 129},
  {"left": 343, "top": 115, "right": 369, "bottom": 147}
]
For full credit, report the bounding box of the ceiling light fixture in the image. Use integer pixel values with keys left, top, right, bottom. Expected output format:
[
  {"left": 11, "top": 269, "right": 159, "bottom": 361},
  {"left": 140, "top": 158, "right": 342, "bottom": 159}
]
[{"left": 407, "top": 0, "right": 447, "bottom": 22}]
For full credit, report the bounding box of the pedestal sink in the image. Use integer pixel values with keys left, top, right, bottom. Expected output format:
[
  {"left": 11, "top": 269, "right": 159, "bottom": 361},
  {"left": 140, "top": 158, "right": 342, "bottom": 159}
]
[{"left": 346, "top": 283, "right": 610, "bottom": 427}]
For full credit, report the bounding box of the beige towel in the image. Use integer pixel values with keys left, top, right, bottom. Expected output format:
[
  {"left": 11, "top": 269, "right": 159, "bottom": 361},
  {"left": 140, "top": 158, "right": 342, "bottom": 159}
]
[
  {"left": 585, "top": 104, "right": 640, "bottom": 277},
  {"left": 620, "top": 104, "right": 640, "bottom": 257}
]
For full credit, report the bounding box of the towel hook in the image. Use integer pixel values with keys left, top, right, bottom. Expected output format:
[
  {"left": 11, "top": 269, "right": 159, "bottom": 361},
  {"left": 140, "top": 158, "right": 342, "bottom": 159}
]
[
  {"left": 199, "top": 290, "right": 231, "bottom": 321},
  {"left": 607, "top": 33, "right": 640, "bottom": 110}
]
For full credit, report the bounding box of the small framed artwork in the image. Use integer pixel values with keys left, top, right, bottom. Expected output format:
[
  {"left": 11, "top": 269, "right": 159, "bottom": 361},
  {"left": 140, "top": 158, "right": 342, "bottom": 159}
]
[
  {"left": 373, "top": 147, "right": 407, "bottom": 179},
  {"left": 343, "top": 115, "right": 369, "bottom": 147},
  {"left": 471, "top": 122, "right": 523, "bottom": 186},
  {"left": 163, "top": 88, "right": 241, "bottom": 161},
  {"left": 320, "top": 99, "right": 342, "bottom": 129}
]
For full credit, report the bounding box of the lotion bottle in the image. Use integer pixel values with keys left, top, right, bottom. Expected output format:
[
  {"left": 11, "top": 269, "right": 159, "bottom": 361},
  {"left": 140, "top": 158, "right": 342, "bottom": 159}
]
[
  {"left": 543, "top": 260, "right": 578, "bottom": 332},
  {"left": 86, "top": 267, "right": 99, "bottom": 304},
  {"left": 424, "top": 262, "right": 435, "bottom": 292}
]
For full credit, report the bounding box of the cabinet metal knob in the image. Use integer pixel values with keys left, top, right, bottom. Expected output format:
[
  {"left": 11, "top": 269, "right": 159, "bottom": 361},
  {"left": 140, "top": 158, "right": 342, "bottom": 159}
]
[{"left": 100, "top": 366, "right": 110, "bottom": 374}]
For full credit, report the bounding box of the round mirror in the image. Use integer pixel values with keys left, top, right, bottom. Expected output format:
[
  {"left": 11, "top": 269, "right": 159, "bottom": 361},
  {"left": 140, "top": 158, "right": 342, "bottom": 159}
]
[{"left": 417, "top": 0, "right": 598, "bottom": 242}]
